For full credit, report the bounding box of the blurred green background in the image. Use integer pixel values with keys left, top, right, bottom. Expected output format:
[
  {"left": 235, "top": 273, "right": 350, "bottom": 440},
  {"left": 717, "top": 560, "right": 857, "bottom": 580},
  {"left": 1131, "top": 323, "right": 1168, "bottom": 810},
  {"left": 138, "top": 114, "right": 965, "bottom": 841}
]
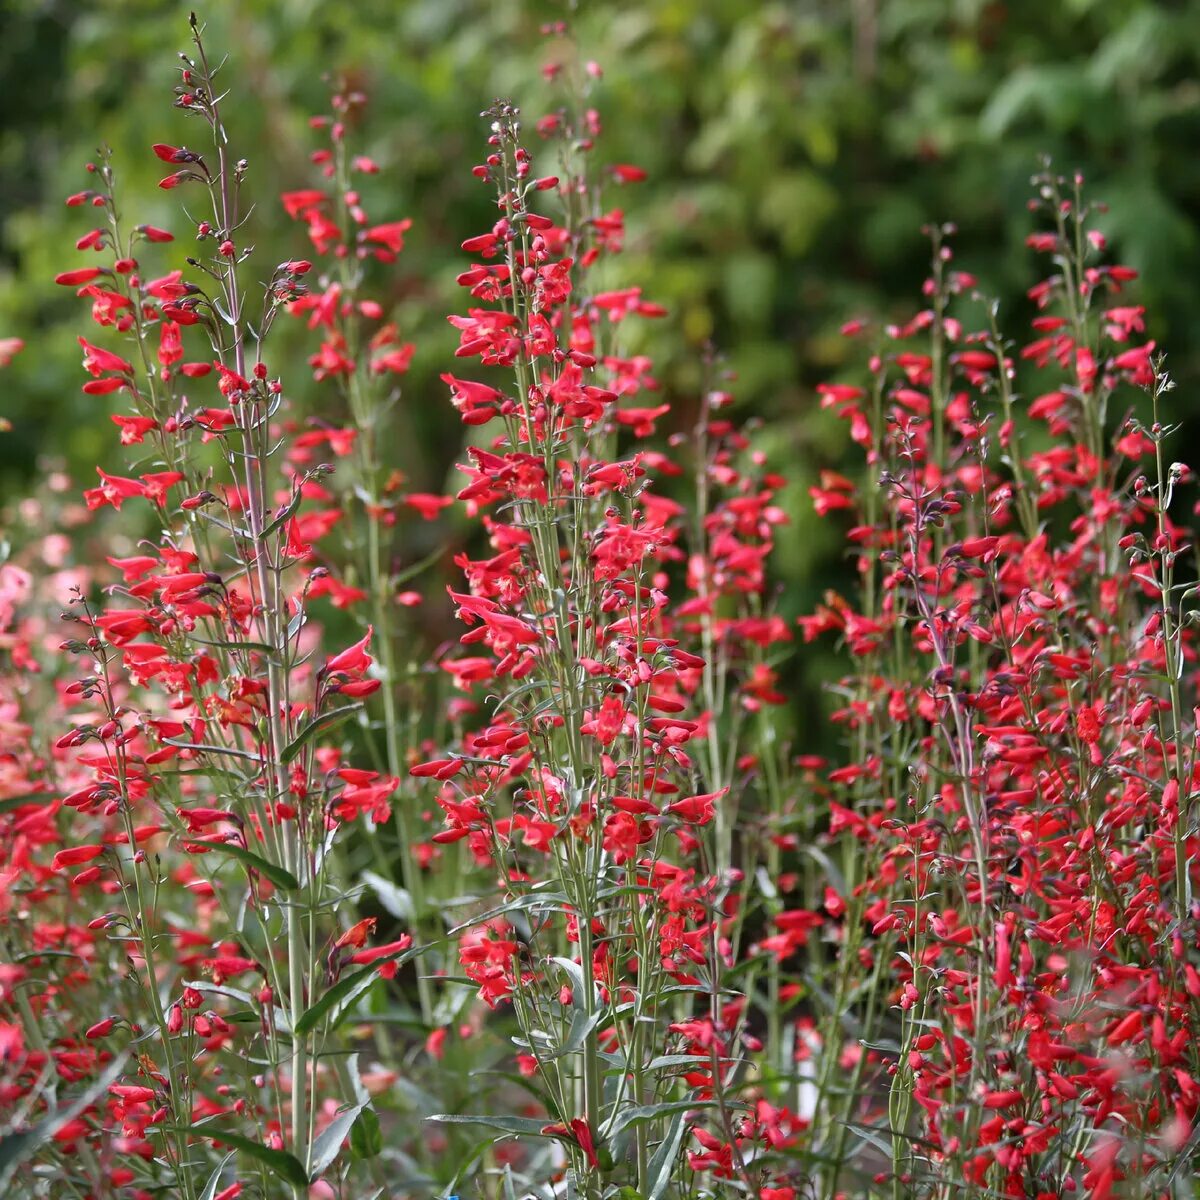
[{"left": 3, "top": 0, "right": 1200, "bottom": 730}]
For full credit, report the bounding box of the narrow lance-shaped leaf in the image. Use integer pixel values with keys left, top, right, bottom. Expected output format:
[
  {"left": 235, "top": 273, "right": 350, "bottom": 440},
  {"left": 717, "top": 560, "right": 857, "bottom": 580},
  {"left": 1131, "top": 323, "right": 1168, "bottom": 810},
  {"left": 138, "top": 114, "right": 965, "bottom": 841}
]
[
  {"left": 199, "top": 840, "right": 299, "bottom": 891},
  {"left": 175, "top": 1127, "right": 310, "bottom": 1187}
]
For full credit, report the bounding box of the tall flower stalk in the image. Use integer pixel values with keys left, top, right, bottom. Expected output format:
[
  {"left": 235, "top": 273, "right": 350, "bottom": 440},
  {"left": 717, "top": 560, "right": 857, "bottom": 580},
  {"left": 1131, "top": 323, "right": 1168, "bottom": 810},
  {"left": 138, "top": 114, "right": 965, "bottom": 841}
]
[
  {"left": 417, "top": 48, "right": 803, "bottom": 1197},
  {"left": 22, "top": 17, "right": 418, "bottom": 1197}
]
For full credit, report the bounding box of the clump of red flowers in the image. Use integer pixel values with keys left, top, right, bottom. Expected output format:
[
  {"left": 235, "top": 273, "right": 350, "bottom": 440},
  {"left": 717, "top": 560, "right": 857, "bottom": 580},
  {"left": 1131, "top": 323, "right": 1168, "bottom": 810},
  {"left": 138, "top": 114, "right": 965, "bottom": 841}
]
[
  {"left": 1, "top": 12, "right": 1198, "bottom": 1200},
  {"left": 801, "top": 181, "right": 1200, "bottom": 1197}
]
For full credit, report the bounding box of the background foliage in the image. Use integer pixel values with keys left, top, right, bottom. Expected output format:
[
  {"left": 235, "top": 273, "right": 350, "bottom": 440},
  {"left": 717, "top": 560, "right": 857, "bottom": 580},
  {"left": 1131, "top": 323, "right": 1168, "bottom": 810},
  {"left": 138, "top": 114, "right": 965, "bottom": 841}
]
[{"left": 4, "top": 0, "right": 1200, "bottom": 733}]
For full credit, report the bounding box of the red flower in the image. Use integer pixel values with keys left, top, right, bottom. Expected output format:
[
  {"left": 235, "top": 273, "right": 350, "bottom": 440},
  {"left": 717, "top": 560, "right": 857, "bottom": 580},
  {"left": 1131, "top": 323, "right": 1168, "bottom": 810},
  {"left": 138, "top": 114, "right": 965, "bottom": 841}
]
[
  {"left": 324, "top": 627, "right": 374, "bottom": 675},
  {"left": 665, "top": 789, "right": 728, "bottom": 826},
  {"left": 51, "top": 844, "right": 106, "bottom": 871},
  {"left": 78, "top": 337, "right": 132, "bottom": 378}
]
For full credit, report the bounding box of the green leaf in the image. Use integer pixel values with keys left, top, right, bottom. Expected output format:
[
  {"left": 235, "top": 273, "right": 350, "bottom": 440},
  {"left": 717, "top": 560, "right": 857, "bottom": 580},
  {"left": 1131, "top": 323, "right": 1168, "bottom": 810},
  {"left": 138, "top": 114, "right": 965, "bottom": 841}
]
[
  {"left": 203, "top": 841, "right": 299, "bottom": 891},
  {"left": 179, "top": 1127, "right": 309, "bottom": 1187},
  {"left": 349, "top": 1108, "right": 382, "bottom": 1161},
  {"left": 294, "top": 948, "right": 413, "bottom": 1037},
  {"left": 447, "top": 887, "right": 567, "bottom": 936},
  {"left": 502, "top": 1165, "right": 522, "bottom": 1200},
  {"left": 346, "top": 1052, "right": 370, "bottom": 1106},
  {"left": 556, "top": 1008, "right": 602, "bottom": 1057},
  {"left": 645, "top": 1107, "right": 688, "bottom": 1200},
  {"left": 195, "top": 509, "right": 250, "bottom": 539},
  {"left": 183, "top": 981, "right": 255, "bottom": 1006},
  {"left": 287, "top": 610, "right": 307, "bottom": 642},
  {"left": 162, "top": 738, "right": 263, "bottom": 762},
  {"left": 646, "top": 1054, "right": 714, "bottom": 1071},
  {"left": 14, "top": 950, "right": 82, "bottom": 965},
  {"left": 0, "top": 791, "right": 50, "bottom": 813},
  {"left": 310, "top": 1102, "right": 366, "bottom": 1178},
  {"left": 197, "top": 1152, "right": 236, "bottom": 1200},
  {"left": 550, "top": 955, "right": 589, "bottom": 1008},
  {"left": 295, "top": 966, "right": 378, "bottom": 1038},
  {"left": 189, "top": 636, "right": 276, "bottom": 655},
  {"left": 281, "top": 704, "right": 362, "bottom": 765},
  {"left": 258, "top": 498, "right": 300, "bottom": 541},
  {"left": 308, "top": 1052, "right": 373, "bottom": 1176},
  {"left": 428, "top": 1114, "right": 549, "bottom": 1136},
  {"left": 606, "top": 1100, "right": 716, "bottom": 1139}
]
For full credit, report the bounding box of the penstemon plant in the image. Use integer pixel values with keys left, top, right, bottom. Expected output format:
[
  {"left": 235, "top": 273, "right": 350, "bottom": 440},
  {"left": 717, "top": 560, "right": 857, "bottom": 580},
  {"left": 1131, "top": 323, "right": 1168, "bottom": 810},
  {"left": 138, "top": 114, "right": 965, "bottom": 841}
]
[
  {"left": 804, "top": 170, "right": 1200, "bottom": 1199},
  {"left": 5, "top": 15, "right": 424, "bottom": 1199},
  {"left": 3, "top": 13, "right": 1200, "bottom": 1200},
  {"left": 414, "top": 42, "right": 808, "bottom": 1197}
]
